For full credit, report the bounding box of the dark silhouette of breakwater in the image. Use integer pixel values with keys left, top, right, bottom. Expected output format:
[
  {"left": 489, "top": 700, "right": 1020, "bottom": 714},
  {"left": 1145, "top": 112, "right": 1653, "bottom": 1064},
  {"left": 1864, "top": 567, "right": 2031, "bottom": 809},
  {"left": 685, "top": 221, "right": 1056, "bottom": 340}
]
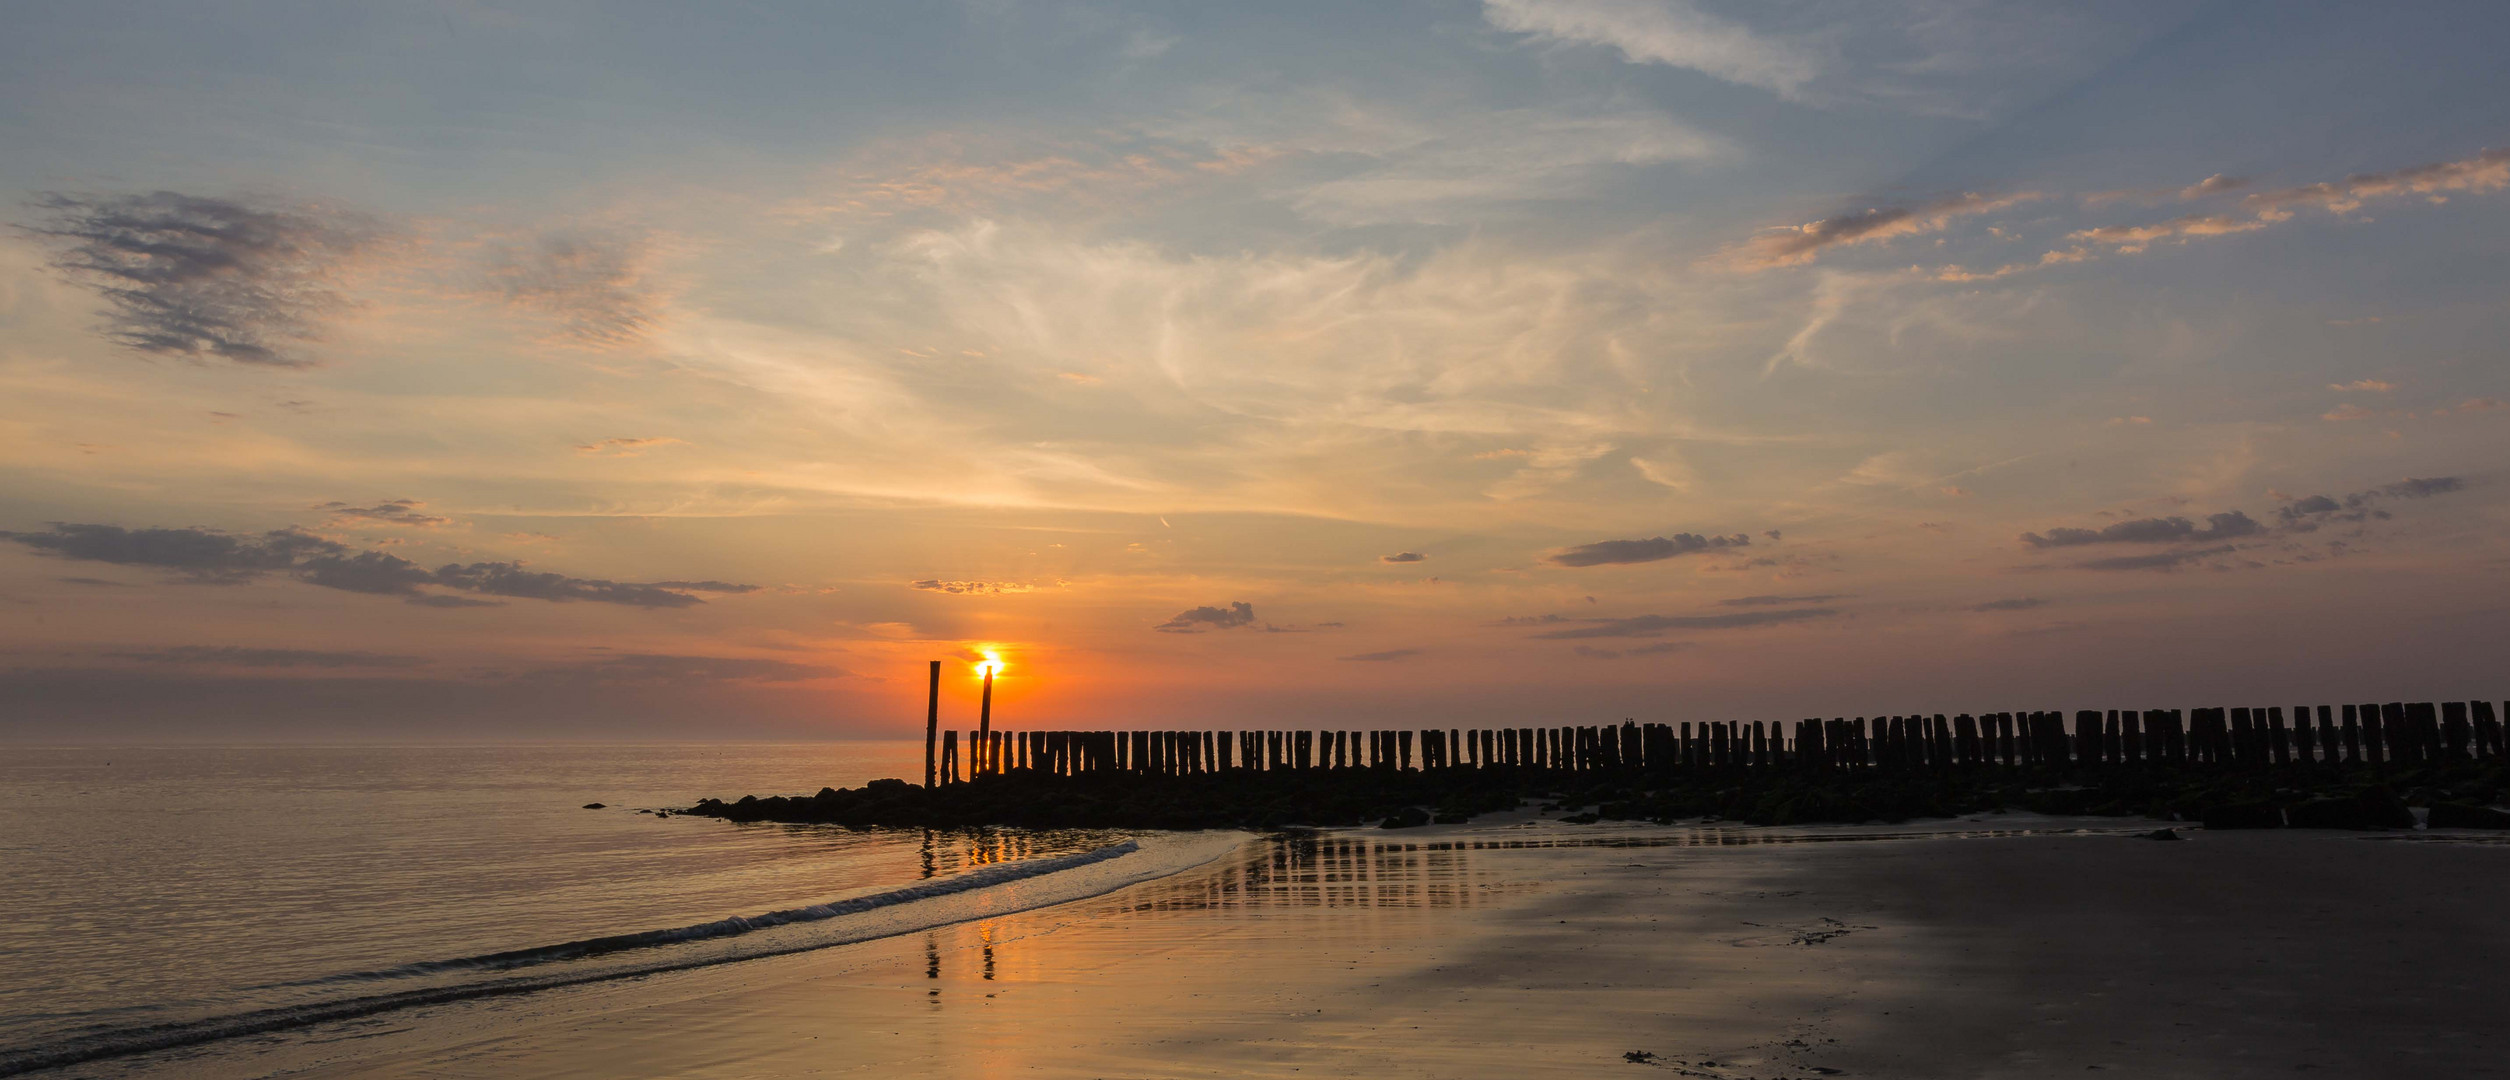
[{"left": 687, "top": 701, "right": 2510, "bottom": 831}]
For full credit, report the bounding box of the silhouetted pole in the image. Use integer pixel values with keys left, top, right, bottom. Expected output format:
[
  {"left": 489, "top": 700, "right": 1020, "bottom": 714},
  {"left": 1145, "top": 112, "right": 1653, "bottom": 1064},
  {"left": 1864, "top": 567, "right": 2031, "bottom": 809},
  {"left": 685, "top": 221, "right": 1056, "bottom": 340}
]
[
  {"left": 924, "top": 660, "right": 940, "bottom": 789},
  {"left": 978, "top": 666, "right": 995, "bottom": 776}
]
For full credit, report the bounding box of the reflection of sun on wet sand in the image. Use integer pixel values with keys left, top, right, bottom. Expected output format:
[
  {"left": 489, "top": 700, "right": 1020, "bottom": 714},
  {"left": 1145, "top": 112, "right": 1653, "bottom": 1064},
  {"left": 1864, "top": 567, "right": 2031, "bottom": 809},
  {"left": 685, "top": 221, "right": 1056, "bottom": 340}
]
[{"left": 271, "top": 814, "right": 2510, "bottom": 1080}]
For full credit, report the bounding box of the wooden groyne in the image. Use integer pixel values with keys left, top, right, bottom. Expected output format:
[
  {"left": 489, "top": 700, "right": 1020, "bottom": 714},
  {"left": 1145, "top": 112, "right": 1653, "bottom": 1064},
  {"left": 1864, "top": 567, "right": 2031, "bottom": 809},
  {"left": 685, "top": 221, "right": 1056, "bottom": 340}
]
[
  {"left": 689, "top": 697, "right": 2509, "bottom": 832},
  {"left": 917, "top": 701, "right": 2507, "bottom": 783}
]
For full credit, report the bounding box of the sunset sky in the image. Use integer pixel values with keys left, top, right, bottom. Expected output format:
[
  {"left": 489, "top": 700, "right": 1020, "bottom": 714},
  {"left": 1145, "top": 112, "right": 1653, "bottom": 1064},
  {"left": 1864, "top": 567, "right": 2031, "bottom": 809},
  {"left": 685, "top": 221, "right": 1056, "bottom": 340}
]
[{"left": 3, "top": 1, "right": 2505, "bottom": 739}]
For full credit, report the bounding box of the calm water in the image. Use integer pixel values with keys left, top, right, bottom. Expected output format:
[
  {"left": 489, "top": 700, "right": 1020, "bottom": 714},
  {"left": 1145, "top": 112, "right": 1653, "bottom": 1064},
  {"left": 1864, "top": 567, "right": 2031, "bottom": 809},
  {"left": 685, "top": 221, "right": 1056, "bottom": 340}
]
[{"left": 0, "top": 743, "right": 1141, "bottom": 1068}]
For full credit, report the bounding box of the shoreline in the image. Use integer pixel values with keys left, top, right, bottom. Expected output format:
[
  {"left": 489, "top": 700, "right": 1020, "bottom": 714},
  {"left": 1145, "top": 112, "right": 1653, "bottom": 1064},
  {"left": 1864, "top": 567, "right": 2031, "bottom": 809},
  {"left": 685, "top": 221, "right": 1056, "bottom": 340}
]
[{"left": 142, "top": 814, "right": 2510, "bottom": 1079}]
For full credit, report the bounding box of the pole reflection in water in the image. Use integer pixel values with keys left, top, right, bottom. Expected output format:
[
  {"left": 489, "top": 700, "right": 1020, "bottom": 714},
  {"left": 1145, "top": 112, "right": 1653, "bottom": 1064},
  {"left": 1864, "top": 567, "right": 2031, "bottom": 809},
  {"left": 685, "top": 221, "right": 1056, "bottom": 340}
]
[
  {"left": 903, "top": 824, "right": 2122, "bottom": 1013},
  {"left": 924, "top": 933, "right": 940, "bottom": 1003}
]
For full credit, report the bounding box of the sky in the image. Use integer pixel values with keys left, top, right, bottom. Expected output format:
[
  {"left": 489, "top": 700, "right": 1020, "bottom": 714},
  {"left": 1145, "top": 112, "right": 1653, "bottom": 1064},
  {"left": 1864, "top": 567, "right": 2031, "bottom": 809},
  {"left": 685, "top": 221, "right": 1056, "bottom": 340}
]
[{"left": 2, "top": 0, "right": 2505, "bottom": 740}]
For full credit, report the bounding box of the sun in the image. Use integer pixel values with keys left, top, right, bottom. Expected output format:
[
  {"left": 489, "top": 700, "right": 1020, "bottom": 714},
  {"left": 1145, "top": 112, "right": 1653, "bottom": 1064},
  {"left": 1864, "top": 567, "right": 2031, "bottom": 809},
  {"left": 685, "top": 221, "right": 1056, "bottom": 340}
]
[{"left": 974, "top": 650, "right": 1004, "bottom": 679}]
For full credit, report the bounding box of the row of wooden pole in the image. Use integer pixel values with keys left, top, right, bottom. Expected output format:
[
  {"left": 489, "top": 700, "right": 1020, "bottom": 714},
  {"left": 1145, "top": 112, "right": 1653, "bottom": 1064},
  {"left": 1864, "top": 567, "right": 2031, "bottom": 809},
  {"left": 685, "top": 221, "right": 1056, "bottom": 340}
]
[{"left": 917, "top": 677, "right": 2504, "bottom": 786}]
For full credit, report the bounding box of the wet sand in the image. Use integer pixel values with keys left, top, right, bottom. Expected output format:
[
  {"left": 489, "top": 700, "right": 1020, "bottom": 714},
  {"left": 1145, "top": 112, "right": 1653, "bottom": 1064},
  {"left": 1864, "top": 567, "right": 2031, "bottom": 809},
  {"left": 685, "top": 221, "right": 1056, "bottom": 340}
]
[{"left": 156, "top": 816, "right": 2510, "bottom": 1079}]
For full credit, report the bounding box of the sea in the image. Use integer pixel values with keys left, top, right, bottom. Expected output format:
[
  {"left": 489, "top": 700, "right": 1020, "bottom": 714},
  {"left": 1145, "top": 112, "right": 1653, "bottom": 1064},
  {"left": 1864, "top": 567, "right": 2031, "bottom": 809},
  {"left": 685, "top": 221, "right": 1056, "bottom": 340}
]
[{"left": 0, "top": 743, "right": 1234, "bottom": 1076}]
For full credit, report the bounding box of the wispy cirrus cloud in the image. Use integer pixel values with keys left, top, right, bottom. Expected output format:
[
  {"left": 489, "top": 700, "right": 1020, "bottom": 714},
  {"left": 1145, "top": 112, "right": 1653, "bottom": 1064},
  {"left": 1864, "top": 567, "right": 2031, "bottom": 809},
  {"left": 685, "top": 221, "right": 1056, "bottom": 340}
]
[
  {"left": 1339, "top": 648, "right": 1420, "bottom": 662},
  {"left": 1718, "top": 593, "right": 1844, "bottom": 607},
  {"left": 1722, "top": 192, "right": 2041, "bottom": 271},
  {"left": 2068, "top": 213, "right": 2269, "bottom": 253},
  {"left": 482, "top": 228, "right": 662, "bottom": 348},
  {"left": 574, "top": 436, "right": 686, "bottom": 456},
  {"left": 106, "top": 645, "right": 425, "bottom": 669},
  {"left": 2243, "top": 147, "right": 2510, "bottom": 217},
  {"left": 24, "top": 191, "right": 375, "bottom": 367},
  {"left": 2056, "top": 148, "right": 2510, "bottom": 261},
  {"left": 1970, "top": 597, "right": 2047, "bottom": 612},
  {"left": 516, "top": 652, "right": 844, "bottom": 685},
  {"left": 1483, "top": 0, "right": 1822, "bottom": 100},
  {"left": 800, "top": 133, "right": 1281, "bottom": 223},
  {"left": 1481, "top": 0, "right": 2147, "bottom": 117}
]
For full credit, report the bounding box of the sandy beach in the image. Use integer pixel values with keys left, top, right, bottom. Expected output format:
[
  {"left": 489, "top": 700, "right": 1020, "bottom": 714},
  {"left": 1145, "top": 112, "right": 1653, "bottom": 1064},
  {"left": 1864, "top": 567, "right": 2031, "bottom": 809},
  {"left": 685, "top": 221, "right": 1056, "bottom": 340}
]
[{"left": 102, "top": 814, "right": 2501, "bottom": 1080}]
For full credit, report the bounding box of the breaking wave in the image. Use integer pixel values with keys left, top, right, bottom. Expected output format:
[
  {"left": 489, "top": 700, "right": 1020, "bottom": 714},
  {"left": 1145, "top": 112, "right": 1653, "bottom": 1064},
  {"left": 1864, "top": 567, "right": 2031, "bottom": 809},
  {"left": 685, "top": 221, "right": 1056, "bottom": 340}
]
[{"left": 0, "top": 832, "right": 1247, "bottom": 1077}]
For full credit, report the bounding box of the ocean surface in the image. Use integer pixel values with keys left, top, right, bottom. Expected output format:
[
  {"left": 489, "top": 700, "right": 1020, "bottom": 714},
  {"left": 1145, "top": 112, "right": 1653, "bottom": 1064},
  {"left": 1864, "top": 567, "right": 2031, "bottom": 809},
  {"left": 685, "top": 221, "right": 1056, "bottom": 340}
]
[{"left": 0, "top": 743, "right": 1224, "bottom": 1075}]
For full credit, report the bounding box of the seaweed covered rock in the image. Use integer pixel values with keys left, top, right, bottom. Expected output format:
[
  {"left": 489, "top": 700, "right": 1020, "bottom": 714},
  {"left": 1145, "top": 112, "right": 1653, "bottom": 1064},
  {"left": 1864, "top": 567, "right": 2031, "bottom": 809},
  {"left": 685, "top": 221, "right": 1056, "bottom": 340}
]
[{"left": 1379, "top": 806, "right": 1430, "bottom": 829}]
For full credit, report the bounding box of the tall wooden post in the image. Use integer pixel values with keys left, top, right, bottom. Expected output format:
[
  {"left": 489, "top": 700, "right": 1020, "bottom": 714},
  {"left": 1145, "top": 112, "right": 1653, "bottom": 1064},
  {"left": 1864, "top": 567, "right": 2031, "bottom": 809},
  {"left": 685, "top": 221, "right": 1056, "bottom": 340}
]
[
  {"left": 924, "top": 660, "right": 940, "bottom": 789},
  {"left": 978, "top": 667, "right": 995, "bottom": 777}
]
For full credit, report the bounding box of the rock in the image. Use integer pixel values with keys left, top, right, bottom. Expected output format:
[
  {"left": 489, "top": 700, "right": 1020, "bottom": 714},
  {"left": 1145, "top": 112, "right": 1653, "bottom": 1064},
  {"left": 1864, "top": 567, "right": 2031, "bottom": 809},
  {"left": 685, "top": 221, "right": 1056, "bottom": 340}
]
[
  {"left": 865, "top": 778, "right": 911, "bottom": 792},
  {"left": 2135, "top": 828, "right": 2182, "bottom": 841},
  {"left": 2426, "top": 802, "right": 2510, "bottom": 830},
  {"left": 581, "top": 802, "right": 606, "bottom": 810},
  {"left": 1379, "top": 806, "right": 1431, "bottom": 829}
]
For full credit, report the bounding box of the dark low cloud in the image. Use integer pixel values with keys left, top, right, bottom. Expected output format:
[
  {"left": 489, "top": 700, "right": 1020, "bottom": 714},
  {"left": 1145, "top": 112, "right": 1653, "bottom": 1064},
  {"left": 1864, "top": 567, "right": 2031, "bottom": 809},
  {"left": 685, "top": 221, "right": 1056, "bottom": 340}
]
[
  {"left": 2020, "top": 511, "right": 2260, "bottom": 548},
  {"left": 1971, "top": 597, "right": 2048, "bottom": 612},
  {"left": 318, "top": 499, "right": 450, "bottom": 528},
  {"left": 432, "top": 562, "right": 718, "bottom": 608},
  {"left": 2, "top": 522, "right": 751, "bottom": 608},
  {"left": 1530, "top": 607, "right": 1836, "bottom": 639},
  {"left": 1155, "top": 601, "right": 1256, "bottom": 632},
  {"left": 2277, "top": 476, "right": 2466, "bottom": 530},
  {"left": 1719, "top": 593, "right": 1846, "bottom": 607},
  {"left": 2074, "top": 546, "right": 2236, "bottom": 572},
  {"left": 295, "top": 549, "right": 438, "bottom": 595},
  {"left": 911, "top": 579, "right": 1034, "bottom": 595},
  {"left": 107, "top": 645, "right": 423, "bottom": 669},
  {"left": 58, "top": 577, "right": 130, "bottom": 587},
  {"left": 1263, "top": 621, "right": 1343, "bottom": 633},
  {"left": 0, "top": 523, "right": 333, "bottom": 583},
  {"left": 650, "top": 580, "right": 762, "bottom": 594},
  {"left": 1339, "top": 648, "right": 1420, "bottom": 662},
  {"left": 25, "top": 191, "right": 372, "bottom": 366},
  {"left": 2381, "top": 476, "right": 2464, "bottom": 499},
  {"left": 1572, "top": 642, "right": 1698, "bottom": 660},
  {"left": 1549, "top": 532, "right": 1749, "bottom": 567},
  {"left": 408, "top": 593, "right": 504, "bottom": 609},
  {"left": 1380, "top": 551, "right": 1427, "bottom": 563}
]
